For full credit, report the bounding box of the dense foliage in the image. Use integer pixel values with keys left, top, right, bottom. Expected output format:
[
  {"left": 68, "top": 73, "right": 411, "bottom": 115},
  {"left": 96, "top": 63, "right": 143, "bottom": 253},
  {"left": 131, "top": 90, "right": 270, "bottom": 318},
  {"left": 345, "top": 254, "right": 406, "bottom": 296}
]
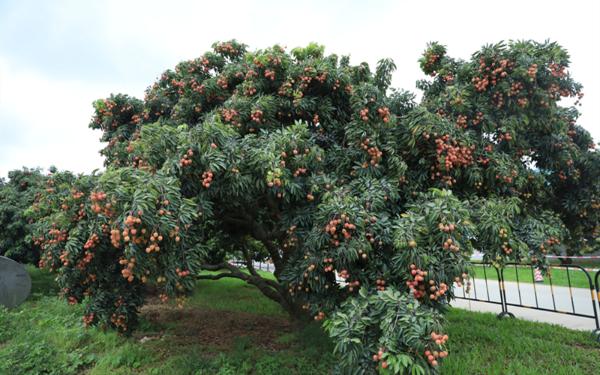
[
  {"left": 0, "top": 168, "right": 46, "bottom": 263},
  {"left": 28, "top": 40, "right": 598, "bottom": 374}
]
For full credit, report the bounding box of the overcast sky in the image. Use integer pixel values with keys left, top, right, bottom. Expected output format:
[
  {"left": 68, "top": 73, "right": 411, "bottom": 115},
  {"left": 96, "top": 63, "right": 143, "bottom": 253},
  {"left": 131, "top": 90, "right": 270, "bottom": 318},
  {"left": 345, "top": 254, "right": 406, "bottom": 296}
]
[{"left": 1, "top": 0, "right": 598, "bottom": 178}]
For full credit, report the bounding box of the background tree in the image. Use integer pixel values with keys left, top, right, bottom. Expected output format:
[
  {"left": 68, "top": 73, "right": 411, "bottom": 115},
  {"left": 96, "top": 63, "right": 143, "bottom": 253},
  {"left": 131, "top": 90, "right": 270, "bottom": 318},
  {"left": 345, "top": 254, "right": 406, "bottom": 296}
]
[
  {"left": 0, "top": 167, "right": 46, "bottom": 263},
  {"left": 29, "top": 40, "right": 598, "bottom": 374}
]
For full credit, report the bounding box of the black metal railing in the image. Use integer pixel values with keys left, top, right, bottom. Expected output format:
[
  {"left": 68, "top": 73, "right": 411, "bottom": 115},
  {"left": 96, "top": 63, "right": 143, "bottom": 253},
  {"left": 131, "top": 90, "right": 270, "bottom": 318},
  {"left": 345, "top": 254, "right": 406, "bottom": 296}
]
[
  {"left": 455, "top": 261, "right": 600, "bottom": 341},
  {"left": 229, "top": 259, "right": 274, "bottom": 273},
  {"left": 231, "top": 258, "right": 600, "bottom": 340}
]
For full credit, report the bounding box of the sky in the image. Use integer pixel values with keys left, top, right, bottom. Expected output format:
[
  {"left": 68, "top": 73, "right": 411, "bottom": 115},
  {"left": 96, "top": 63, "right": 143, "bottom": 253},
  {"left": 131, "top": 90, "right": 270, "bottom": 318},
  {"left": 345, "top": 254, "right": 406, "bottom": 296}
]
[{"left": 0, "top": 0, "right": 599, "bottom": 178}]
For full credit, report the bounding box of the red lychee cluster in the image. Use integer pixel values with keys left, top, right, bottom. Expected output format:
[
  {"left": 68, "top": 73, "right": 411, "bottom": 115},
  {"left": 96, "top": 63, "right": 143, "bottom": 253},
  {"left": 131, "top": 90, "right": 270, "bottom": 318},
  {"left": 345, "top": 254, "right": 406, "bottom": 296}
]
[
  {"left": 424, "top": 332, "right": 449, "bottom": 367},
  {"left": 46, "top": 228, "right": 68, "bottom": 245},
  {"left": 527, "top": 64, "right": 538, "bottom": 80},
  {"left": 549, "top": 63, "right": 566, "bottom": 78},
  {"left": 443, "top": 74, "right": 454, "bottom": 82},
  {"left": 264, "top": 69, "right": 276, "bottom": 80},
  {"left": 539, "top": 236, "right": 560, "bottom": 253},
  {"left": 377, "top": 107, "right": 390, "bottom": 123},
  {"left": 217, "top": 76, "right": 228, "bottom": 89},
  {"left": 170, "top": 79, "right": 185, "bottom": 95},
  {"left": 72, "top": 190, "right": 85, "bottom": 199},
  {"left": 498, "top": 132, "right": 513, "bottom": 142},
  {"left": 439, "top": 223, "right": 456, "bottom": 233},
  {"left": 251, "top": 109, "right": 264, "bottom": 123},
  {"left": 424, "top": 52, "right": 441, "bottom": 75},
  {"left": 517, "top": 97, "right": 529, "bottom": 107},
  {"left": 59, "top": 250, "right": 70, "bottom": 267},
  {"left": 338, "top": 269, "right": 350, "bottom": 280},
  {"left": 360, "top": 138, "right": 383, "bottom": 167},
  {"left": 442, "top": 238, "right": 460, "bottom": 252},
  {"left": 406, "top": 264, "right": 428, "bottom": 299},
  {"left": 324, "top": 214, "right": 356, "bottom": 246},
  {"left": 375, "top": 278, "right": 386, "bottom": 291},
  {"left": 492, "top": 92, "right": 505, "bottom": 108},
  {"left": 323, "top": 258, "right": 334, "bottom": 272},
  {"left": 180, "top": 149, "right": 193, "bottom": 167},
  {"left": 201, "top": 171, "right": 214, "bottom": 188},
  {"left": 472, "top": 57, "right": 511, "bottom": 92},
  {"left": 495, "top": 170, "right": 517, "bottom": 184},
  {"left": 472, "top": 111, "right": 484, "bottom": 126},
  {"left": 433, "top": 136, "right": 474, "bottom": 177},
  {"left": 119, "top": 257, "right": 136, "bottom": 282},
  {"left": 267, "top": 177, "right": 282, "bottom": 188},
  {"left": 277, "top": 80, "right": 293, "bottom": 96},
  {"left": 315, "top": 72, "right": 327, "bottom": 83},
  {"left": 214, "top": 42, "right": 239, "bottom": 55},
  {"left": 83, "top": 233, "right": 99, "bottom": 250},
  {"left": 359, "top": 108, "right": 369, "bottom": 121},
  {"left": 76, "top": 250, "right": 94, "bottom": 270},
  {"left": 293, "top": 167, "right": 308, "bottom": 177},
  {"left": 190, "top": 78, "right": 206, "bottom": 94},
  {"left": 83, "top": 313, "right": 95, "bottom": 327},
  {"left": 372, "top": 347, "right": 388, "bottom": 369},
  {"left": 346, "top": 279, "right": 360, "bottom": 292},
  {"left": 110, "top": 313, "right": 128, "bottom": 331},
  {"left": 501, "top": 242, "right": 513, "bottom": 254},
  {"left": 456, "top": 114, "right": 467, "bottom": 129},
  {"left": 509, "top": 81, "right": 524, "bottom": 97},
  {"left": 428, "top": 280, "right": 449, "bottom": 301},
  {"left": 176, "top": 267, "right": 190, "bottom": 277},
  {"left": 90, "top": 191, "right": 107, "bottom": 214},
  {"left": 282, "top": 226, "right": 298, "bottom": 250},
  {"left": 144, "top": 231, "right": 164, "bottom": 254},
  {"left": 110, "top": 228, "right": 121, "bottom": 248}
]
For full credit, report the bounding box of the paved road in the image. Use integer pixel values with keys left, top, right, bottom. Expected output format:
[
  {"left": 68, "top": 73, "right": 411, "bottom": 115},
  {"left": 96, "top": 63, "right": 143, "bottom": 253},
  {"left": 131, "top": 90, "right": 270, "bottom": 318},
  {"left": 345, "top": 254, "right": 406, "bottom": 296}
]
[
  {"left": 246, "top": 260, "right": 600, "bottom": 331},
  {"left": 453, "top": 279, "right": 599, "bottom": 331}
]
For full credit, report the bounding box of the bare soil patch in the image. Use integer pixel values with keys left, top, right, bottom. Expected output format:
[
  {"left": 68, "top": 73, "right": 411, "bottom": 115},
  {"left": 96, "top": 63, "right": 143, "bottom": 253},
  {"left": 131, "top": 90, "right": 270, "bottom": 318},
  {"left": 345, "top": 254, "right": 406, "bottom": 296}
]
[{"left": 138, "top": 297, "right": 293, "bottom": 352}]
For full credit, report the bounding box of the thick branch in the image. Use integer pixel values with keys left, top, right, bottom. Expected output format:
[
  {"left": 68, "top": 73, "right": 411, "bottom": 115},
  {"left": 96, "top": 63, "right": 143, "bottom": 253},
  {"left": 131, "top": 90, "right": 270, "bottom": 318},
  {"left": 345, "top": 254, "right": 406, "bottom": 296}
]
[
  {"left": 241, "top": 245, "right": 260, "bottom": 278},
  {"left": 195, "top": 272, "right": 243, "bottom": 281},
  {"left": 199, "top": 262, "right": 284, "bottom": 304}
]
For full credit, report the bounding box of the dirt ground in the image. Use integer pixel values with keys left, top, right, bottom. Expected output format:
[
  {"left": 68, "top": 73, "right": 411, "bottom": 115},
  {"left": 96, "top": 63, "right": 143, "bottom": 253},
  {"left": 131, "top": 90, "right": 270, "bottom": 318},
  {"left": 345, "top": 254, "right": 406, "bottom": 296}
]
[{"left": 138, "top": 298, "right": 293, "bottom": 352}]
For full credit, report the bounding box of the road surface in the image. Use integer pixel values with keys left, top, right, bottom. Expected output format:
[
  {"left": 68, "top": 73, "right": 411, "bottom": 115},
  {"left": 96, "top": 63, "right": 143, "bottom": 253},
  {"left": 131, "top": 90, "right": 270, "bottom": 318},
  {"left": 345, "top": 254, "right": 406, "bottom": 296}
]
[{"left": 247, "top": 260, "right": 600, "bottom": 331}]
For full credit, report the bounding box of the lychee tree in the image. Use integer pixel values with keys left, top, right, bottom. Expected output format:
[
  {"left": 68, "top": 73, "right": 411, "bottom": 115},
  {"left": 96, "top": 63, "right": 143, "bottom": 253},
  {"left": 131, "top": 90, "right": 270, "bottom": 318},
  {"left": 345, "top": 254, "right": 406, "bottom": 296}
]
[
  {"left": 30, "top": 40, "right": 598, "bottom": 374},
  {"left": 0, "top": 167, "right": 46, "bottom": 263}
]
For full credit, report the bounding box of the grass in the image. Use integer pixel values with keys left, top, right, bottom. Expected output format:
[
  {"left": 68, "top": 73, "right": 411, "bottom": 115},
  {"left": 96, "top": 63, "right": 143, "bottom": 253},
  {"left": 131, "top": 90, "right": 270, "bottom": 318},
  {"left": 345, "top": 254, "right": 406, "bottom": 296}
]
[
  {"left": 188, "top": 270, "right": 283, "bottom": 316},
  {"left": 443, "top": 309, "right": 600, "bottom": 375},
  {"left": 0, "top": 267, "right": 598, "bottom": 374},
  {"left": 471, "top": 263, "right": 597, "bottom": 289}
]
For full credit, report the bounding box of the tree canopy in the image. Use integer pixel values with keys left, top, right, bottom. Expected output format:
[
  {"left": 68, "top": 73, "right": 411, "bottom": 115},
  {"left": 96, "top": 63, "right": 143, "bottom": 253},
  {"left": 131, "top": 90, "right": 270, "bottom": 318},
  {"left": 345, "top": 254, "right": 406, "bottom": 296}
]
[
  {"left": 0, "top": 167, "right": 46, "bottom": 264},
  {"left": 28, "top": 40, "right": 598, "bottom": 374}
]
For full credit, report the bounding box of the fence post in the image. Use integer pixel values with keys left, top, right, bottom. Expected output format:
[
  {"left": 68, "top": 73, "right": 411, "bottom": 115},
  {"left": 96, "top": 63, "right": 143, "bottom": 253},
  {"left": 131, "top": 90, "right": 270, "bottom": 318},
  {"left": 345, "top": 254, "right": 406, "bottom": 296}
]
[
  {"left": 594, "top": 270, "right": 600, "bottom": 342},
  {"left": 496, "top": 266, "right": 515, "bottom": 319}
]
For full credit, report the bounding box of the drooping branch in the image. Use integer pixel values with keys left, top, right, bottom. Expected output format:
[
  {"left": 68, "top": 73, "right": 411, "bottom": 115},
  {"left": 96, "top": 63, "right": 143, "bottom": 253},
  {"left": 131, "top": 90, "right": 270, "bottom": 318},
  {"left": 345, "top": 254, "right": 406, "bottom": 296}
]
[
  {"left": 195, "top": 272, "right": 241, "bottom": 281},
  {"left": 198, "top": 261, "right": 286, "bottom": 306},
  {"left": 241, "top": 244, "right": 260, "bottom": 278}
]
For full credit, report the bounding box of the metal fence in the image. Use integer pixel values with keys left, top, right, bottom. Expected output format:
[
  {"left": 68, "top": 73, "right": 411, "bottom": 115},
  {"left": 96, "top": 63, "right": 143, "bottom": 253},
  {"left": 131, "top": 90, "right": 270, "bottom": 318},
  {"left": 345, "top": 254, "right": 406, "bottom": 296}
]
[
  {"left": 455, "top": 262, "right": 600, "bottom": 341},
  {"left": 231, "top": 258, "right": 600, "bottom": 340},
  {"left": 229, "top": 259, "right": 274, "bottom": 273}
]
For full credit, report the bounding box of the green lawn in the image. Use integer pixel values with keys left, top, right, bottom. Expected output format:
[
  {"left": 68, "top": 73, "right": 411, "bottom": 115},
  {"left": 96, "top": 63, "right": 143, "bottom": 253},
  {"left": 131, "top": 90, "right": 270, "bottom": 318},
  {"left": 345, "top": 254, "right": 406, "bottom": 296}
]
[
  {"left": 0, "top": 267, "right": 598, "bottom": 374},
  {"left": 471, "top": 263, "right": 597, "bottom": 289}
]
